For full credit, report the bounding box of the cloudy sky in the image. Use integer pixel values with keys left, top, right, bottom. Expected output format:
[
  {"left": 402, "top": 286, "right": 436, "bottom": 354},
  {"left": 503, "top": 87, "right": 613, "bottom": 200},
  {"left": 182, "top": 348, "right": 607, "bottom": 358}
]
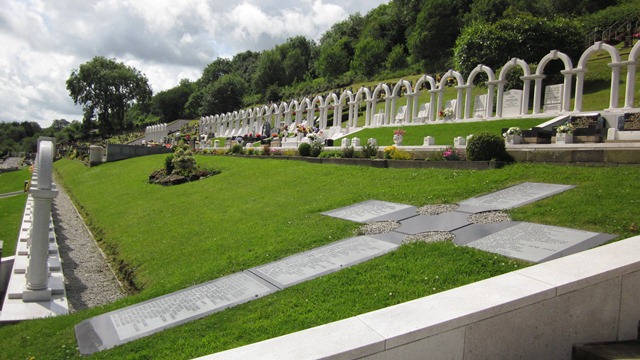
[{"left": 0, "top": 0, "right": 388, "bottom": 128}]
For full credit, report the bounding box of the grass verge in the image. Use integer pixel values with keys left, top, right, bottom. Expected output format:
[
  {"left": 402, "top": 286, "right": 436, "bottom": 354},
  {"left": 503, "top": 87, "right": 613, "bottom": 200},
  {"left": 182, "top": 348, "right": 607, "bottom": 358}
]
[{"left": 0, "top": 157, "right": 637, "bottom": 359}]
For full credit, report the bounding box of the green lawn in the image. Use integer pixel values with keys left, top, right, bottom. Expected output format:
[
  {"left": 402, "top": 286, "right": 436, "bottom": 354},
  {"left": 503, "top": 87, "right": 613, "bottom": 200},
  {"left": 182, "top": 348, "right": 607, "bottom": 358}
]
[
  {"left": 0, "top": 156, "right": 638, "bottom": 359},
  {"left": 339, "top": 118, "right": 547, "bottom": 146},
  {"left": 0, "top": 168, "right": 31, "bottom": 256}
]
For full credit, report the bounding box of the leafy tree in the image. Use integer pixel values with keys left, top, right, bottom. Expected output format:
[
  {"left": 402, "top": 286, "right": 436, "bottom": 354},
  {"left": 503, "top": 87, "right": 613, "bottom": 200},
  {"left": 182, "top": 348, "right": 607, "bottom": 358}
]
[
  {"left": 151, "top": 79, "right": 196, "bottom": 122},
  {"left": 453, "top": 15, "right": 583, "bottom": 77},
  {"left": 408, "top": 0, "right": 472, "bottom": 71},
  {"left": 200, "top": 73, "right": 246, "bottom": 115},
  {"left": 66, "top": 56, "right": 152, "bottom": 135},
  {"left": 253, "top": 50, "right": 285, "bottom": 95},
  {"left": 386, "top": 44, "right": 408, "bottom": 71},
  {"left": 316, "top": 37, "right": 352, "bottom": 78},
  {"left": 199, "top": 58, "right": 232, "bottom": 87},
  {"left": 351, "top": 36, "right": 388, "bottom": 77},
  {"left": 278, "top": 36, "right": 316, "bottom": 85},
  {"left": 50, "top": 119, "right": 71, "bottom": 132}
]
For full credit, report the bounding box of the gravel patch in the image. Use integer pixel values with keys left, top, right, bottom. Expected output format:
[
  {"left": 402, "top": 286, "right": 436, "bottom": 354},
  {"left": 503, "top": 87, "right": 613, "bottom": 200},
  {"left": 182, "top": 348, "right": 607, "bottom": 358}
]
[
  {"left": 355, "top": 221, "right": 401, "bottom": 235},
  {"left": 468, "top": 211, "right": 511, "bottom": 224},
  {"left": 402, "top": 231, "right": 454, "bottom": 244},
  {"left": 52, "top": 179, "right": 125, "bottom": 312},
  {"left": 417, "top": 204, "right": 459, "bottom": 215}
]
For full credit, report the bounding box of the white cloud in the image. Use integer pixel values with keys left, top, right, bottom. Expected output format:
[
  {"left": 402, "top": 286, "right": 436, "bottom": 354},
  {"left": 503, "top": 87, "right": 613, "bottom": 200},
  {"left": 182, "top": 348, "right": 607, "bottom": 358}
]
[{"left": 0, "top": 0, "right": 388, "bottom": 128}]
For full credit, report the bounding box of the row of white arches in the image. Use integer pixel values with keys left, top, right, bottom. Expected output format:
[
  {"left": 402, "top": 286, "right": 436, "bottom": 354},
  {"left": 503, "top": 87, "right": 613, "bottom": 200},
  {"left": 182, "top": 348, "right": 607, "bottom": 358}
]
[{"left": 197, "top": 41, "right": 639, "bottom": 138}]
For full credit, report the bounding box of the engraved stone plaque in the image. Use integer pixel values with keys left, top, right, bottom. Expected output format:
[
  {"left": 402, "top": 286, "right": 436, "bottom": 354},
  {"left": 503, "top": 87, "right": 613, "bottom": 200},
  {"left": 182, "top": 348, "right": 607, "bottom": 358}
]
[
  {"left": 474, "top": 94, "right": 487, "bottom": 118},
  {"left": 322, "top": 200, "right": 417, "bottom": 223},
  {"left": 249, "top": 236, "right": 398, "bottom": 288},
  {"left": 457, "top": 182, "right": 574, "bottom": 213},
  {"left": 502, "top": 89, "right": 523, "bottom": 117},
  {"left": 543, "top": 84, "right": 563, "bottom": 113},
  {"left": 76, "top": 272, "right": 277, "bottom": 355},
  {"left": 465, "top": 222, "right": 616, "bottom": 263}
]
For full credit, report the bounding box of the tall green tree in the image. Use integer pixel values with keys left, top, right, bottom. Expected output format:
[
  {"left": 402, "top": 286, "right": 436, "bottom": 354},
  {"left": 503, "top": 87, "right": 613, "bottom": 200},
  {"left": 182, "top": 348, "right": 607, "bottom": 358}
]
[
  {"left": 200, "top": 74, "right": 246, "bottom": 115},
  {"left": 408, "top": 0, "right": 472, "bottom": 72},
  {"left": 151, "top": 79, "right": 196, "bottom": 122},
  {"left": 253, "top": 49, "right": 285, "bottom": 95},
  {"left": 66, "top": 56, "right": 152, "bottom": 135}
]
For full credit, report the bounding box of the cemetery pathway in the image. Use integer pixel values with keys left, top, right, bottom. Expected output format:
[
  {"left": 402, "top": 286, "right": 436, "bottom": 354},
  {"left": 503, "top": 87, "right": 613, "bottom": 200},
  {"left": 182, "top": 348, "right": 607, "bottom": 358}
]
[{"left": 52, "top": 178, "right": 125, "bottom": 312}]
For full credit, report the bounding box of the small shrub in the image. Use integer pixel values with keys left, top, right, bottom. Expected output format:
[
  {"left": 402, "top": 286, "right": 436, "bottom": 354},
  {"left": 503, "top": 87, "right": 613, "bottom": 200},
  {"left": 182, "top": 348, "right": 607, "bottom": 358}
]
[
  {"left": 171, "top": 148, "right": 197, "bottom": 176},
  {"left": 298, "top": 142, "right": 311, "bottom": 156},
  {"left": 361, "top": 142, "right": 379, "bottom": 158},
  {"left": 246, "top": 147, "right": 255, "bottom": 155},
  {"left": 262, "top": 145, "right": 271, "bottom": 155},
  {"left": 231, "top": 144, "right": 244, "bottom": 154},
  {"left": 318, "top": 150, "right": 342, "bottom": 158},
  {"left": 341, "top": 146, "right": 355, "bottom": 158},
  {"left": 466, "top": 131, "right": 509, "bottom": 161},
  {"left": 283, "top": 149, "right": 296, "bottom": 157},
  {"left": 384, "top": 145, "right": 413, "bottom": 160},
  {"left": 164, "top": 154, "right": 174, "bottom": 174},
  {"left": 442, "top": 147, "right": 466, "bottom": 161},
  {"left": 309, "top": 141, "right": 324, "bottom": 157}
]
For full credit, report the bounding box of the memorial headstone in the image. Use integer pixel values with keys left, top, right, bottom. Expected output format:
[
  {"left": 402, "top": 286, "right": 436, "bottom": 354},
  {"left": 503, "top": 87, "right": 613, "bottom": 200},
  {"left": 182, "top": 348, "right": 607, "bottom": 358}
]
[
  {"left": 249, "top": 236, "right": 398, "bottom": 288},
  {"left": 423, "top": 136, "right": 435, "bottom": 146},
  {"left": 464, "top": 222, "right": 616, "bottom": 263},
  {"left": 395, "top": 106, "right": 408, "bottom": 123},
  {"left": 543, "top": 84, "right": 563, "bottom": 113},
  {"left": 416, "top": 103, "right": 430, "bottom": 123},
  {"left": 502, "top": 89, "right": 523, "bottom": 117},
  {"left": 444, "top": 100, "right": 457, "bottom": 119},
  {"left": 76, "top": 272, "right": 278, "bottom": 354},
  {"left": 457, "top": 182, "right": 574, "bottom": 213},
  {"left": 322, "top": 200, "right": 417, "bottom": 223},
  {"left": 474, "top": 94, "right": 488, "bottom": 118}
]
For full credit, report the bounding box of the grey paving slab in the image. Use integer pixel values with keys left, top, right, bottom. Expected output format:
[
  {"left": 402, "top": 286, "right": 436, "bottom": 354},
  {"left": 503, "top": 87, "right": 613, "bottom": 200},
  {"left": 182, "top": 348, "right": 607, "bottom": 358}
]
[
  {"left": 75, "top": 271, "right": 278, "bottom": 355},
  {"left": 465, "top": 222, "right": 617, "bottom": 263},
  {"left": 395, "top": 212, "right": 471, "bottom": 235},
  {"left": 457, "top": 182, "right": 575, "bottom": 213},
  {"left": 369, "top": 231, "right": 410, "bottom": 246},
  {"left": 322, "top": 200, "right": 418, "bottom": 223},
  {"left": 248, "top": 236, "right": 399, "bottom": 288},
  {"left": 452, "top": 222, "right": 520, "bottom": 246}
]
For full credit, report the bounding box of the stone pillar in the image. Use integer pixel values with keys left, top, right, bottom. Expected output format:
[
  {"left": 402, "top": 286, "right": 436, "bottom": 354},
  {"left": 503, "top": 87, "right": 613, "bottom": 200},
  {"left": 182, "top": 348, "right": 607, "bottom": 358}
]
[
  {"left": 608, "top": 62, "right": 623, "bottom": 110},
  {"left": 495, "top": 81, "right": 506, "bottom": 118},
  {"left": 89, "top": 145, "right": 103, "bottom": 166},
  {"left": 23, "top": 138, "right": 58, "bottom": 302},
  {"left": 561, "top": 70, "right": 574, "bottom": 112},
  {"left": 485, "top": 81, "right": 498, "bottom": 119},
  {"left": 521, "top": 75, "right": 536, "bottom": 115},
  {"left": 532, "top": 75, "right": 546, "bottom": 115},
  {"left": 573, "top": 69, "right": 586, "bottom": 112},
  {"left": 623, "top": 61, "right": 637, "bottom": 109}
]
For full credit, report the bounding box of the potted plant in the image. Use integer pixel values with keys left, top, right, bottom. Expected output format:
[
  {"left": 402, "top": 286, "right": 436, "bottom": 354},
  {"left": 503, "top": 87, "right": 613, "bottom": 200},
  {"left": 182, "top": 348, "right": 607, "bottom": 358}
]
[
  {"left": 393, "top": 128, "right": 406, "bottom": 146},
  {"left": 555, "top": 123, "right": 575, "bottom": 144},
  {"left": 503, "top": 127, "right": 522, "bottom": 145}
]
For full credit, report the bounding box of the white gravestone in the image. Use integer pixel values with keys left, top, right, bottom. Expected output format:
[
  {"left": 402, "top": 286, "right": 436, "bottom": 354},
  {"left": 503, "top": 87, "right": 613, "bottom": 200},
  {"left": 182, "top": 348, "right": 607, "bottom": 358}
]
[
  {"left": 395, "top": 105, "right": 408, "bottom": 123},
  {"left": 416, "top": 103, "right": 430, "bottom": 123},
  {"left": 543, "top": 84, "right": 563, "bottom": 113},
  {"left": 444, "top": 100, "right": 457, "bottom": 119},
  {"left": 474, "top": 94, "right": 488, "bottom": 118},
  {"left": 502, "top": 89, "right": 523, "bottom": 117}
]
